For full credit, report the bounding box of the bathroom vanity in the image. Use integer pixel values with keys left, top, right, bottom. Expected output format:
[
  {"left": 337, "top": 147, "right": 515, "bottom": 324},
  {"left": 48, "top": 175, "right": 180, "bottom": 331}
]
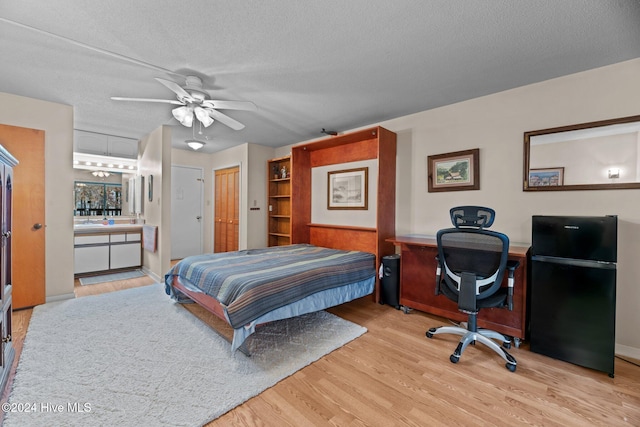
[{"left": 74, "top": 223, "right": 142, "bottom": 276}]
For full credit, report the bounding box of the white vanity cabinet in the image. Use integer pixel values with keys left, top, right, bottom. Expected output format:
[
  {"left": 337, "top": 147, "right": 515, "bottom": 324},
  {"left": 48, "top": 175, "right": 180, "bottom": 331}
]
[
  {"left": 74, "top": 228, "right": 142, "bottom": 275},
  {"left": 74, "top": 234, "right": 110, "bottom": 274},
  {"left": 109, "top": 232, "right": 142, "bottom": 270}
]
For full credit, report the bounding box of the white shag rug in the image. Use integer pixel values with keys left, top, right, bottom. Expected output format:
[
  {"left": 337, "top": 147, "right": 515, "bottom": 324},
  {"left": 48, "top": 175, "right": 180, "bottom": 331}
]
[{"left": 4, "top": 284, "right": 367, "bottom": 426}]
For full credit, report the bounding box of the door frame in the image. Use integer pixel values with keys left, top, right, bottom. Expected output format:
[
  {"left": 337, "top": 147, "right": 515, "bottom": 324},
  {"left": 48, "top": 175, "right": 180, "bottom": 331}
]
[{"left": 212, "top": 162, "right": 242, "bottom": 252}]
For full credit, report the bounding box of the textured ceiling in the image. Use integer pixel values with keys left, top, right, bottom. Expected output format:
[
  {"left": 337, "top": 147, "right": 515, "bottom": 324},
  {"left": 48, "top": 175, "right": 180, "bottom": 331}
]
[{"left": 1, "top": 1, "right": 639, "bottom": 153}]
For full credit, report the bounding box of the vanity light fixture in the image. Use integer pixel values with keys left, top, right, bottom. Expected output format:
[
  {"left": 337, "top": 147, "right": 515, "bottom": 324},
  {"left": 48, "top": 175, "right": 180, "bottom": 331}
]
[
  {"left": 74, "top": 152, "right": 137, "bottom": 176},
  {"left": 91, "top": 170, "right": 110, "bottom": 178}
]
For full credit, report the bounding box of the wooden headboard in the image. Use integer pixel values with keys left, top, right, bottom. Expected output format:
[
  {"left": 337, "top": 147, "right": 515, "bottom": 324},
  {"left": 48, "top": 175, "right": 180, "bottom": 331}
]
[{"left": 290, "top": 127, "right": 397, "bottom": 302}]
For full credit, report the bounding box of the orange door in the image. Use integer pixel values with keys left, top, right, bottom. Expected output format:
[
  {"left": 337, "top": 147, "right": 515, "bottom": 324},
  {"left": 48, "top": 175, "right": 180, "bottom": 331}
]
[
  {"left": 214, "top": 166, "right": 239, "bottom": 253},
  {"left": 0, "top": 125, "right": 46, "bottom": 309}
]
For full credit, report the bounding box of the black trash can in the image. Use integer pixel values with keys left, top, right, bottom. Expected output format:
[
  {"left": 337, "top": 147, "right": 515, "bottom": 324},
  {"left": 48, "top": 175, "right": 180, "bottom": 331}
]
[{"left": 380, "top": 254, "right": 400, "bottom": 309}]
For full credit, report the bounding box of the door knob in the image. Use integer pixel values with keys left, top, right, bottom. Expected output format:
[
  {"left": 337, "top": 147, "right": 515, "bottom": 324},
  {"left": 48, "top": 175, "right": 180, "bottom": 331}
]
[{"left": 33, "top": 223, "right": 43, "bottom": 230}]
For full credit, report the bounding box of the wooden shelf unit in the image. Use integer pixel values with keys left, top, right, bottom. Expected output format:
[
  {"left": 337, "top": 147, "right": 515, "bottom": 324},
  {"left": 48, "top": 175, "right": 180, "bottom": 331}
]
[
  {"left": 290, "top": 127, "right": 397, "bottom": 302},
  {"left": 267, "top": 156, "right": 292, "bottom": 247}
]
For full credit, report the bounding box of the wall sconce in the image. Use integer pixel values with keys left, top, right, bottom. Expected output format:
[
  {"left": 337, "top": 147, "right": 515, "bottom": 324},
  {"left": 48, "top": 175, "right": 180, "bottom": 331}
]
[{"left": 608, "top": 168, "right": 620, "bottom": 179}]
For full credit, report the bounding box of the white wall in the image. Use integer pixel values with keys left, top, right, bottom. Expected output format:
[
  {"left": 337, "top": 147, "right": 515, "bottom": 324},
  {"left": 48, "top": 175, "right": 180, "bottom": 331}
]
[
  {"left": 246, "top": 143, "right": 275, "bottom": 249},
  {"left": 0, "top": 92, "right": 75, "bottom": 301},
  {"left": 138, "top": 125, "right": 172, "bottom": 280}
]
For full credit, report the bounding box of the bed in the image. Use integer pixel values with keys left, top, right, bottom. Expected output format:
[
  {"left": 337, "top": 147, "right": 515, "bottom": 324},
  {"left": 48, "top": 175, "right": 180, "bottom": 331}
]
[{"left": 164, "top": 244, "right": 376, "bottom": 353}]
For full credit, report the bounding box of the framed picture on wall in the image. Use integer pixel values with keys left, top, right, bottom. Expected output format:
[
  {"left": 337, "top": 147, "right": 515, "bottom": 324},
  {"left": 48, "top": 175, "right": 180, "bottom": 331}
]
[
  {"left": 427, "top": 148, "right": 480, "bottom": 192},
  {"left": 528, "top": 167, "right": 564, "bottom": 187},
  {"left": 327, "top": 167, "right": 368, "bottom": 210}
]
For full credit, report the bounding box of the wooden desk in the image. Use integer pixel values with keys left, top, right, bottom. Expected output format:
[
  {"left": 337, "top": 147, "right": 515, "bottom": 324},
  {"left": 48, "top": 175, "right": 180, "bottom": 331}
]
[{"left": 388, "top": 235, "right": 530, "bottom": 340}]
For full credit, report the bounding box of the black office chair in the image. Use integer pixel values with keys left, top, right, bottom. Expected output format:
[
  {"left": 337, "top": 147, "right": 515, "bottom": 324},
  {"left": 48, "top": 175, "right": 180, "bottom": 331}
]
[{"left": 426, "top": 206, "right": 519, "bottom": 372}]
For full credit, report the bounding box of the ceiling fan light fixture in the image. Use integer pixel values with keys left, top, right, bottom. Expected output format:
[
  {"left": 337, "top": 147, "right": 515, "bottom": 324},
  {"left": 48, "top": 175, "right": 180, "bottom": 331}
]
[
  {"left": 194, "top": 107, "right": 214, "bottom": 127},
  {"left": 186, "top": 140, "right": 205, "bottom": 151},
  {"left": 172, "top": 105, "right": 194, "bottom": 127}
]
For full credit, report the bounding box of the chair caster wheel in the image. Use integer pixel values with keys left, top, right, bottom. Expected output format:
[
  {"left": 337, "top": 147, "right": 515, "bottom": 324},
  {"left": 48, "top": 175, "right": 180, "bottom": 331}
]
[
  {"left": 506, "top": 363, "right": 516, "bottom": 372},
  {"left": 502, "top": 341, "right": 511, "bottom": 349},
  {"left": 426, "top": 328, "right": 436, "bottom": 339},
  {"left": 450, "top": 354, "right": 460, "bottom": 364}
]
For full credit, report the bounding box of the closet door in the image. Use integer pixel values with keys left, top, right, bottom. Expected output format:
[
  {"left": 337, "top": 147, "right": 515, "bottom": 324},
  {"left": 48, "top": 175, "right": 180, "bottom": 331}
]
[{"left": 214, "top": 166, "right": 239, "bottom": 253}]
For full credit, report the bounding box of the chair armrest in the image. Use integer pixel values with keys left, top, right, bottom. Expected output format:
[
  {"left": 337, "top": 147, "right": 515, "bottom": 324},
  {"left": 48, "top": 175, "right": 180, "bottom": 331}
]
[
  {"left": 505, "top": 260, "right": 521, "bottom": 311},
  {"left": 435, "top": 255, "right": 441, "bottom": 296}
]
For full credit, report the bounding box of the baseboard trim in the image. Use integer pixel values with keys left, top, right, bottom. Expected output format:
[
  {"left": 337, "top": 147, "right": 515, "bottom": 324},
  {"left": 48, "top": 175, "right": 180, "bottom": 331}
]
[
  {"left": 616, "top": 343, "right": 640, "bottom": 360},
  {"left": 141, "top": 266, "right": 161, "bottom": 284},
  {"left": 46, "top": 292, "right": 76, "bottom": 303}
]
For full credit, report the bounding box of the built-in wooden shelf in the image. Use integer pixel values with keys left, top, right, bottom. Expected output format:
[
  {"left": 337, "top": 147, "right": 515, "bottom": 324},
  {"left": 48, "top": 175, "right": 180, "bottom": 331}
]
[{"left": 267, "top": 155, "right": 292, "bottom": 247}]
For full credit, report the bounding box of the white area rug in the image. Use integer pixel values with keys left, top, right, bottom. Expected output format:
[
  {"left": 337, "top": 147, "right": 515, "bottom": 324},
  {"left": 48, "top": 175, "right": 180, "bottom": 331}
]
[
  {"left": 78, "top": 269, "right": 146, "bottom": 285},
  {"left": 4, "top": 284, "right": 367, "bottom": 426}
]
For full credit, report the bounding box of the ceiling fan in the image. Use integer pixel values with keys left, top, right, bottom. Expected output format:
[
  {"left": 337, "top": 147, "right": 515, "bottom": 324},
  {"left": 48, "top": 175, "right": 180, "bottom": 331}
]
[{"left": 111, "top": 76, "right": 257, "bottom": 130}]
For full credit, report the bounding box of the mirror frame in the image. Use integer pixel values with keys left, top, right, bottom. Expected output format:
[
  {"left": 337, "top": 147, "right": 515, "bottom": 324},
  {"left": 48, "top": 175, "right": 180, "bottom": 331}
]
[{"left": 523, "top": 114, "right": 640, "bottom": 191}]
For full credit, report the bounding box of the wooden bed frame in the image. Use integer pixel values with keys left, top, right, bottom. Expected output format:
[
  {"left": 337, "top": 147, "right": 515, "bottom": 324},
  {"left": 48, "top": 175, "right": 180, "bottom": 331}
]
[{"left": 170, "top": 275, "right": 255, "bottom": 355}]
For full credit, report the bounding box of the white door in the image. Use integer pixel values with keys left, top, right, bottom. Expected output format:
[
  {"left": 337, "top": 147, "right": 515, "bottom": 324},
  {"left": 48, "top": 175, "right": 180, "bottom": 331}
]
[{"left": 171, "top": 165, "right": 203, "bottom": 259}]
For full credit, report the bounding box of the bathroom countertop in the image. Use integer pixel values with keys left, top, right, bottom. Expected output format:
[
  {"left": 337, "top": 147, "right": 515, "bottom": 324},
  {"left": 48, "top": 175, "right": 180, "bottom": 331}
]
[{"left": 73, "top": 223, "right": 143, "bottom": 234}]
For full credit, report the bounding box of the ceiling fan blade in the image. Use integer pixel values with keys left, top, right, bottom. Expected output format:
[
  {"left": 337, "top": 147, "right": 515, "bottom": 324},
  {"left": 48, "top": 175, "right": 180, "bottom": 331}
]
[
  {"left": 111, "top": 96, "right": 184, "bottom": 105},
  {"left": 207, "top": 109, "right": 245, "bottom": 130},
  {"left": 202, "top": 100, "right": 257, "bottom": 111},
  {"left": 155, "top": 77, "right": 193, "bottom": 102}
]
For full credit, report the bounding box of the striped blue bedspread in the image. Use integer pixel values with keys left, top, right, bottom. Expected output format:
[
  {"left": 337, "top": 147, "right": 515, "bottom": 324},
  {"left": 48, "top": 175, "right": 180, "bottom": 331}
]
[{"left": 164, "top": 244, "right": 376, "bottom": 328}]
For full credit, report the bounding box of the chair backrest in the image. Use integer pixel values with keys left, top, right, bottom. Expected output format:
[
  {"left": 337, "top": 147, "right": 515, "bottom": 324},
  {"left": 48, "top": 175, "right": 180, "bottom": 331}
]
[
  {"left": 437, "top": 207, "right": 509, "bottom": 303},
  {"left": 449, "top": 206, "right": 495, "bottom": 229}
]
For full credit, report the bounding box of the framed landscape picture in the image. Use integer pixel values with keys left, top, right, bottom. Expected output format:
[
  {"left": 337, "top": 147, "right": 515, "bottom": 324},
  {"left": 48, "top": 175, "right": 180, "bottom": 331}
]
[
  {"left": 327, "top": 167, "right": 368, "bottom": 210},
  {"left": 528, "top": 167, "right": 564, "bottom": 187},
  {"left": 427, "top": 148, "right": 480, "bottom": 192}
]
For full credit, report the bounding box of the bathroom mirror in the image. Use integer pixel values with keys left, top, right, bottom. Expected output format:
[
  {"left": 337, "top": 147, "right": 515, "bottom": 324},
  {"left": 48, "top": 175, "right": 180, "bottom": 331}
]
[
  {"left": 74, "top": 181, "right": 122, "bottom": 216},
  {"left": 524, "top": 115, "right": 640, "bottom": 191}
]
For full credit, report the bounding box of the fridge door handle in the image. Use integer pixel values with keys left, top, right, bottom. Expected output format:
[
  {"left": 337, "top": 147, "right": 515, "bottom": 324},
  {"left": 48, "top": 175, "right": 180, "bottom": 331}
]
[{"left": 532, "top": 255, "right": 616, "bottom": 270}]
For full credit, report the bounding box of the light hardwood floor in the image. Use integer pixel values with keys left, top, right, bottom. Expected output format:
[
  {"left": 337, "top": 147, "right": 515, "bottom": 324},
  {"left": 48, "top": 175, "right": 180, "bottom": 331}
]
[{"left": 3, "top": 275, "right": 640, "bottom": 426}]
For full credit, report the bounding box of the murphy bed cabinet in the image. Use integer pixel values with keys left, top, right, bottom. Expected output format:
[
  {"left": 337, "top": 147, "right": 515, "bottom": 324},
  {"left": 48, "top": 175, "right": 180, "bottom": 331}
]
[
  {"left": 267, "top": 155, "right": 291, "bottom": 246},
  {"left": 0, "top": 145, "right": 17, "bottom": 394},
  {"left": 290, "top": 127, "right": 396, "bottom": 303}
]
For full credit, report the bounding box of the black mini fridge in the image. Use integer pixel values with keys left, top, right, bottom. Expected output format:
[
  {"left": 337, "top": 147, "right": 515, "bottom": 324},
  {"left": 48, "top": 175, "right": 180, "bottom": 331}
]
[{"left": 530, "top": 215, "right": 617, "bottom": 377}]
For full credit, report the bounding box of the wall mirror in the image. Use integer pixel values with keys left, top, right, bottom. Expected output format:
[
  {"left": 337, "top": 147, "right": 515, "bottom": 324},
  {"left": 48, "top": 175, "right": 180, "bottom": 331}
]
[
  {"left": 74, "top": 181, "right": 122, "bottom": 216},
  {"left": 524, "top": 115, "right": 640, "bottom": 191}
]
